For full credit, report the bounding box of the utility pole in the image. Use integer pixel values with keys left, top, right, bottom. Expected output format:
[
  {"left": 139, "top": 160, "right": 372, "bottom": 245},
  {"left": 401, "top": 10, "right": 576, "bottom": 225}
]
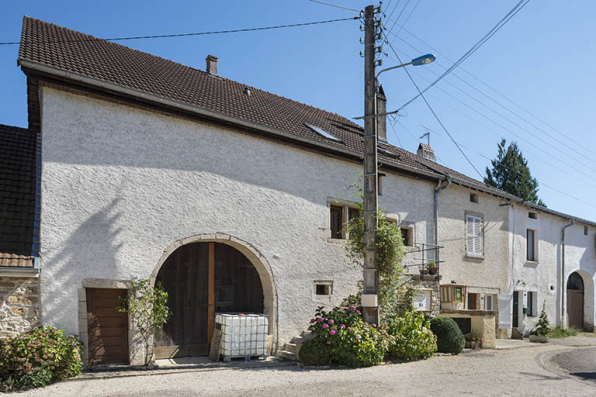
[{"left": 361, "top": 4, "right": 379, "bottom": 325}]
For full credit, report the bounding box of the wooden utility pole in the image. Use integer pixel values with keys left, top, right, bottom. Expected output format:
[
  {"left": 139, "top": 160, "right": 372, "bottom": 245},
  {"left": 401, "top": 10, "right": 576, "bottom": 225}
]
[{"left": 362, "top": 4, "right": 379, "bottom": 325}]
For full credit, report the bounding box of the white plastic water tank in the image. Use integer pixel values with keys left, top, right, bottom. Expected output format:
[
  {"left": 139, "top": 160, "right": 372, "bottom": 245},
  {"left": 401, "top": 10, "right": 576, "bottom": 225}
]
[{"left": 216, "top": 313, "right": 268, "bottom": 359}]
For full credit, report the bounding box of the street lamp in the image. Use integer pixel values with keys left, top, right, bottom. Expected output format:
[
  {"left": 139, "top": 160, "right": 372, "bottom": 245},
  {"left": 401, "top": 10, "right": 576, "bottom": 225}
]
[{"left": 375, "top": 54, "right": 435, "bottom": 88}]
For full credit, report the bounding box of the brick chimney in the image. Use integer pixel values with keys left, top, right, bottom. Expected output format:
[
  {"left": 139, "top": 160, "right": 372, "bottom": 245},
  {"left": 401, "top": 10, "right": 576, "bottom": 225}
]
[
  {"left": 417, "top": 143, "right": 436, "bottom": 162},
  {"left": 206, "top": 55, "right": 218, "bottom": 75},
  {"left": 377, "top": 85, "right": 387, "bottom": 143}
]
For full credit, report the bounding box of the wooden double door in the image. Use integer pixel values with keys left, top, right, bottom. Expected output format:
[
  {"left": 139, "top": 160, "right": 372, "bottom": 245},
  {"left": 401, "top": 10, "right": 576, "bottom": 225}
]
[{"left": 154, "top": 242, "right": 264, "bottom": 359}]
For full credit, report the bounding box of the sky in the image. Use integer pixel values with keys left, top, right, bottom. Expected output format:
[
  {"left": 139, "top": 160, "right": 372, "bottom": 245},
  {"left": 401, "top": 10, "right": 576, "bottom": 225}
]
[{"left": 1, "top": 1, "right": 595, "bottom": 221}]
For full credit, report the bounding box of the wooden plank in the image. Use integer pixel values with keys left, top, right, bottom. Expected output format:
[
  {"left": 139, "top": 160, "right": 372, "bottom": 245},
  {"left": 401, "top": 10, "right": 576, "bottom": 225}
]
[{"left": 208, "top": 242, "right": 215, "bottom": 344}]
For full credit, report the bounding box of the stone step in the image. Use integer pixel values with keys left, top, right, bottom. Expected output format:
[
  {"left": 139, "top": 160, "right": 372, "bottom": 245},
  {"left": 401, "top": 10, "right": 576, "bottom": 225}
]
[
  {"left": 300, "top": 330, "right": 312, "bottom": 338},
  {"left": 284, "top": 342, "right": 297, "bottom": 354},
  {"left": 277, "top": 350, "right": 296, "bottom": 361}
]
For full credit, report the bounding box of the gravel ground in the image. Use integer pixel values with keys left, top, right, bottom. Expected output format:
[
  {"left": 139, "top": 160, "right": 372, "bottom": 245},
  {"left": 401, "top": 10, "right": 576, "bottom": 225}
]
[{"left": 20, "top": 337, "right": 596, "bottom": 397}]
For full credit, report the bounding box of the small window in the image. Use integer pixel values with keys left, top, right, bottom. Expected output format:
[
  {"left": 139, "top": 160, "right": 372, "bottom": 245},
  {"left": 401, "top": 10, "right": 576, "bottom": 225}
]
[
  {"left": 585, "top": 226, "right": 589, "bottom": 236},
  {"left": 529, "top": 212, "right": 537, "bottom": 219},
  {"left": 466, "top": 214, "right": 483, "bottom": 256},
  {"left": 378, "top": 173, "right": 385, "bottom": 196},
  {"left": 470, "top": 193, "right": 478, "bottom": 203},
  {"left": 305, "top": 124, "right": 341, "bottom": 142},
  {"left": 315, "top": 284, "right": 330, "bottom": 296},
  {"left": 330, "top": 205, "right": 343, "bottom": 239},
  {"left": 527, "top": 229, "right": 536, "bottom": 262},
  {"left": 484, "top": 294, "right": 495, "bottom": 311},
  {"left": 527, "top": 292, "right": 535, "bottom": 317},
  {"left": 348, "top": 207, "right": 360, "bottom": 222},
  {"left": 467, "top": 293, "right": 479, "bottom": 310},
  {"left": 400, "top": 227, "right": 412, "bottom": 246}
]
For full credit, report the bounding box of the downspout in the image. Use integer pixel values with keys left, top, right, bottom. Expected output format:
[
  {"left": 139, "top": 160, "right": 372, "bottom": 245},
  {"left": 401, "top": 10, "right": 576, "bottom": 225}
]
[
  {"left": 561, "top": 218, "right": 575, "bottom": 328},
  {"left": 434, "top": 177, "right": 451, "bottom": 279}
]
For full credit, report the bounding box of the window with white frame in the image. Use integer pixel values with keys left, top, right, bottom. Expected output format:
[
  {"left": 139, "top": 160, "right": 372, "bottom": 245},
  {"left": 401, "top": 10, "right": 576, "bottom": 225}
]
[
  {"left": 466, "top": 214, "right": 483, "bottom": 256},
  {"left": 484, "top": 294, "right": 496, "bottom": 311},
  {"left": 527, "top": 229, "right": 537, "bottom": 262},
  {"left": 526, "top": 291, "right": 538, "bottom": 317}
]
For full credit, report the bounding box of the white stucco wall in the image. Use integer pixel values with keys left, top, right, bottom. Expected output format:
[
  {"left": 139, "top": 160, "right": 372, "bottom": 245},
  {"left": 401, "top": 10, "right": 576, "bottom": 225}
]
[
  {"left": 39, "top": 86, "right": 437, "bottom": 352},
  {"left": 510, "top": 205, "right": 596, "bottom": 333},
  {"left": 437, "top": 186, "right": 510, "bottom": 296}
]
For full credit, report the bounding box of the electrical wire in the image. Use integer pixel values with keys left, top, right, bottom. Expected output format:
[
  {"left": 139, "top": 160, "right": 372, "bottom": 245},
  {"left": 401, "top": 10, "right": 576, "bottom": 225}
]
[
  {"left": 0, "top": 17, "right": 359, "bottom": 46},
  {"left": 386, "top": 0, "right": 412, "bottom": 37},
  {"left": 307, "top": 0, "right": 361, "bottom": 12},
  {"left": 393, "top": 0, "right": 421, "bottom": 38},
  {"left": 383, "top": 32, "right": 485, "bottom": 179},
  {"left": 387, "top": 22, "right": 596, "bottom": 160},
  {"left": 392, "top": 34, "right": 596, "bottom": 168},
  {"left": 394, "top": 0, "right": 531, "bottom": 111}
]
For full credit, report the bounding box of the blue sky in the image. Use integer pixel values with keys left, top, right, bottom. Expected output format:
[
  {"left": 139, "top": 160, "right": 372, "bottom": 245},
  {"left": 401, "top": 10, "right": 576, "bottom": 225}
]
[{"left": 1, "top": 1, "right": 595, "bottom": 221}]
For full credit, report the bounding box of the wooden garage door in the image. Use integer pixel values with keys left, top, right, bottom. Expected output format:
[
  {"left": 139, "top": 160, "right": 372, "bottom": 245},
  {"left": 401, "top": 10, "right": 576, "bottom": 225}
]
[{"left": 86, "top": 288, "right": 129, "bottom": 365}]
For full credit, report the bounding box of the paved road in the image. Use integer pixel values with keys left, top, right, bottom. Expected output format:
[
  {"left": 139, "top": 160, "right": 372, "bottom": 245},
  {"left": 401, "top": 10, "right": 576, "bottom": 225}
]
[
  {"left": 550, "top": 346, "right": 596, "bottom": 383},
  {"left": 22, "top": 338, "right": 596, "bottom": 397}
]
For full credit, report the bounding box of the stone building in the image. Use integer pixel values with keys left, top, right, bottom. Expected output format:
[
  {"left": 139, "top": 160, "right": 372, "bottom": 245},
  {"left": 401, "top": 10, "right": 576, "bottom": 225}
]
[{"left": 0, "top": 17, "right": 594, "bottom": 365}]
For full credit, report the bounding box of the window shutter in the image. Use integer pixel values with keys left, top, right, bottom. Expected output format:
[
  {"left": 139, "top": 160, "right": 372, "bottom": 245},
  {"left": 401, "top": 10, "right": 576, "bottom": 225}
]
[
  {"left": 498, "top": 294, "right": 512, "bottom": 329},
  {"left": 467, "top": 215, "right": 483, "bottom": 255},
  {"left": 466, "top": 215, "right": 475, "bottom": 254},
  {"left": 474, "top": 217, "right": 483, "bottom": 255}
]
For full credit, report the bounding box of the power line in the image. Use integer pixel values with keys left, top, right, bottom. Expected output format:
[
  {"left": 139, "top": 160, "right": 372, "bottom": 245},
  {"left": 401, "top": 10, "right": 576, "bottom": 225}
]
[
  {"left": 0, "top": 17, "right": 359, "bottom": 46},
  {"left": 393, "top": 0, "right": 421, "bottom": 38},
  {"left": 386, "top": 0, "right": 412, "bottom": 37},
  {"left": 383, "top": 32, "right": 484, "bottom": 179},
  {"left": 385, "top": 52, "right": 596, "bottom": 187},
  {"left": 307, "top": 0, "right": 361, "bottom": 12},
  {"left": 387, "top": 20, "right": 596, "bottom": 161},
  {"left": 392, "top": 34, "right": 596, "bottom": 169},
  {"left": 389, "top": 47, "right": 596, "bottom": 173},
  {"left": 394, "top": 0, "right": 531, "bottom": 111}
]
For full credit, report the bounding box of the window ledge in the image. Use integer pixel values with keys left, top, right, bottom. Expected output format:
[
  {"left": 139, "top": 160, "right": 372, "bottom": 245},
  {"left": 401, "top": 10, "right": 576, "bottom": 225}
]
[
  {"left": 525, "top": 260, "right": 539, "bottom": 266},
  {"left": 465, "top": 253, "right": 484, "bottom": 260},
  {"left": 326, "top": 238, "right": 346, "bottom": 245}
]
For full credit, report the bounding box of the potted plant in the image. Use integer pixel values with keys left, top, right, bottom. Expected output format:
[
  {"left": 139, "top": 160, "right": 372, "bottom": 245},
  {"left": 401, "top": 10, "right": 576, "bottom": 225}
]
[
  {"left": 529, "top": 301, "right": 549, "bottom": 343},
  {"left": 419, "top": 264, "right": 429, "bottom": 275},
  {"left": 427, "top": 261, "right": 438, "bottom": 275},
  {"left": 464, "top": 332, "right": 482, "bottom": 349}
]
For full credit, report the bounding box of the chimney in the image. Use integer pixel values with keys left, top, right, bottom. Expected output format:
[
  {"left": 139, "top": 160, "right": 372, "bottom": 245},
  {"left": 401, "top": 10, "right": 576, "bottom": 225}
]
[
  {"left": 417, "top": 143, "right": 436, "bottom": 162},
  {"left": 377, "top": 85, "right": 387, "bottom": 143},
  {"left": 206, "top": 55, "right": 218, "bottom": 76}
]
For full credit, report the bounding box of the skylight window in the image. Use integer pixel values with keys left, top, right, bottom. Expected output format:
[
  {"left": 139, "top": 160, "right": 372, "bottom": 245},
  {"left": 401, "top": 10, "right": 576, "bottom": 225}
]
[
  {"left": 305, "top": 124, "right": 341, "bottom": 142},
  {"left": 378, "top": 147, "right": 399, "bottom": 158}
]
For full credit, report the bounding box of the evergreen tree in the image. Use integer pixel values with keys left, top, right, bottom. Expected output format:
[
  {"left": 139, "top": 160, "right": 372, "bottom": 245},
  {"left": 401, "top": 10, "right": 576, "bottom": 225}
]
[{"left": 484, "top": 139, "right": 546, "bottom": 207}]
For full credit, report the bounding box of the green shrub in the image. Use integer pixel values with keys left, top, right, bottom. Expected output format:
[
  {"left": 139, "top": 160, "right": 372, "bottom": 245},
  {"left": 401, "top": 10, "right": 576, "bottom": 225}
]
[
  {"left": 299, "top": 339, "right": 331, "bottom": 366},
  {"left": 532, "top": 302, "right": 550, "bottom": 337},
  {"left": 0, "top": 326, "right": 83, "bottom": 391},
  {"left": 429, "top": 316, "right": 465, "bottom": 354},
  {"left": 387, "top": 310, "right": 436, "bottom": 361},
  {"left": 307, "top": 306, "right": 391, "bottom": 368}
]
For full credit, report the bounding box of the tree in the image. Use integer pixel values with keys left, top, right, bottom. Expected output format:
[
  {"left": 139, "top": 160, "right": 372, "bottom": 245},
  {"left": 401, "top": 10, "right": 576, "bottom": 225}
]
[
  {"left": 484, "top": 139, "right": 546, "bottom": 207},
  {"left": 118, "top": 279, "right": 171, "bottom": 365}
]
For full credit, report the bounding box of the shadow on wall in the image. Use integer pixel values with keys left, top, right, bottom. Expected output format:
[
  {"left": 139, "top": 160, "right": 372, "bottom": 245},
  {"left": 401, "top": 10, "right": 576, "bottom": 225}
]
[{"left": 42, "top": 198, "right": 123, "bottom": 333}]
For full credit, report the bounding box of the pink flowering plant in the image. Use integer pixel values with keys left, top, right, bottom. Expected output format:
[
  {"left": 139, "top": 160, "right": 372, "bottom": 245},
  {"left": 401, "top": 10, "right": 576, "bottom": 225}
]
[
  {"left": 306, "top": 306, "right": 391, "bottom": 368},
  {"left": 0, "top": 326, "right": 83, "bottom": 391}
]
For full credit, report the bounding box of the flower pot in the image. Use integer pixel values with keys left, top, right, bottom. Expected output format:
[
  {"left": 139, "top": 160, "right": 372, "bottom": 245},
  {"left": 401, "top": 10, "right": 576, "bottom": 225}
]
[
  {"left": 529, "top": 335, "right": 548, "bottom": 343},
  {"left": 428, "top": 266, "right": 438, "bottom": 275},
  {"left": 419, "top": 269, "right": 429, "bottom": 275}
]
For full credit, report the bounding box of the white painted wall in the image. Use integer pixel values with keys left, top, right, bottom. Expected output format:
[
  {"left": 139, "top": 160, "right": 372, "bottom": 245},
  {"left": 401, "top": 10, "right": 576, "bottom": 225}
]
[
  {"left": 39, "top": 86, "right": 436, "bottom": 349},
  {"left": 510, "top": 204, "right": 596, "bottom": 334}
]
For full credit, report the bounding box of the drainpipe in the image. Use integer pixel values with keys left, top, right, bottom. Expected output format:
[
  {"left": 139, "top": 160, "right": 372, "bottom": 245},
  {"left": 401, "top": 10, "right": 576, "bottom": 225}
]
[
  {"left": 561, "top": 218, "right": 575, "bottom": 328},
  {"left": 434, "top": 177, "right": 451, "bottom": 279}
]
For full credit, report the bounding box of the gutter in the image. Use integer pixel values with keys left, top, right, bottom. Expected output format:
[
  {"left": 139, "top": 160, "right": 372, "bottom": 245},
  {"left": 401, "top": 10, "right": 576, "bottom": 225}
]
[
  {"left": 434, "top": 177, "right": 451, "bottom": 278},
  {"left": 561, "top": 218, "right": 575, "bottom": 328},
  {"left": 0, "top": 257, "right": 40, "bottom": 278}
]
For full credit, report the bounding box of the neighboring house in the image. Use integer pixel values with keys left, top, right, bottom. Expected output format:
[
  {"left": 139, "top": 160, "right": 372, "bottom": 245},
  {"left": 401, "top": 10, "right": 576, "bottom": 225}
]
[
  {"left": 1, "top": 16, "right": 594, "bottom": 365},
  {"left": 0, "top": 124, "right": 41, "bottom": 337}
]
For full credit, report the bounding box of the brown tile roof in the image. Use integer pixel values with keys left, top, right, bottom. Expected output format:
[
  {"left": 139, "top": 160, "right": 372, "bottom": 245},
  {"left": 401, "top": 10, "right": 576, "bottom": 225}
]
[
  {"left": 18, "top": 17, "right": 495, "bottom": 191},
  {"left": 0, "top": 124, "right": 40, "bottom": 268}
]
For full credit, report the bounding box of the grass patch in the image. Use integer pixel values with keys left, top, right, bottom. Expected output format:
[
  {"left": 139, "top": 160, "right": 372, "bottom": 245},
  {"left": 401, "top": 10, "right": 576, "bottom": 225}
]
[{"left": 547, "top": 327, "right": 578, "bottom": 338}]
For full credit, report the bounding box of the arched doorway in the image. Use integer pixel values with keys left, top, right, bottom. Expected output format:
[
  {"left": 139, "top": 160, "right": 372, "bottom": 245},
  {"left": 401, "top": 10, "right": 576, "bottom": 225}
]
[
  {"left": 153, "top": 241, "right": 266, "bottom": 358},
  {"left": 567, "top": 272, "right": 584, "bottom": 329}
]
